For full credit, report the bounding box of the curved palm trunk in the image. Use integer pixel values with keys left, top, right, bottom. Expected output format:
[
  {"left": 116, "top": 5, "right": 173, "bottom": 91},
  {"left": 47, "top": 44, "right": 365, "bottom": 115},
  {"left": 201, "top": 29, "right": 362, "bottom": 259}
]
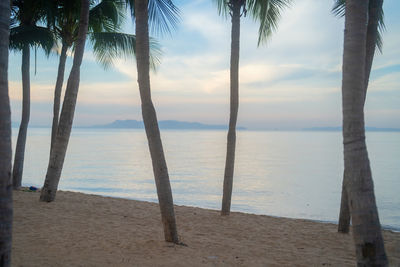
[
  {"left": 341, "top": 0, "right": 387, "bottom": 265},
  {"left": 338, "top": 0, "right": 383, "bottom": 233},
  {"left": 221, "top": 0, "right": 240, "bottom": 216},
  {"left": 50, "top": 43, "right": 68, "bottom": 150},
  {"left": 135, "top": 0, "right": 179, "bottom": 243},
  {"left": 40, "top": 0, "right": 89, "bottom": 202},
  {"left": 12, "top": 44, "right": 30, "bottom": 189},
  {"left": 0, "top": 1, "right": 13, "bottom": 265}
]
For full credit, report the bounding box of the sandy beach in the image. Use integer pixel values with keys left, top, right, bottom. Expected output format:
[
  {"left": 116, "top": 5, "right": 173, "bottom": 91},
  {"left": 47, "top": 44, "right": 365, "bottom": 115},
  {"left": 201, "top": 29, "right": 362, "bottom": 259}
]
[{"left": 12, "top": 189, "right": 400, "bottom": 266}]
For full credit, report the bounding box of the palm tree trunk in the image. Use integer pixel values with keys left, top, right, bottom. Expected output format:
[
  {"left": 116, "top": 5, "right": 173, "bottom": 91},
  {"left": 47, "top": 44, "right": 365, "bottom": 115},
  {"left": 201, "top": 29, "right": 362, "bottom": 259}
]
[
  {"left": 40, "top": 0, "right": 89, "bottom": 202},
  {"left": 338, "top": 174, "right": 350, "bottom": 233},
  {"left": 341, "top": 0, "right": 387, "bottom": 265},
  {"left": 0, "top": 1, "right": 13, "bottom": 265},
  {"left": 338, "top": 0, "right": 383, "bottom": 234},
  {"left": 12, "top": 44, "right": 30, "bottom": 189},
  {"left": 221, "top": 0, "right": 240, "bottom": 216},
  {"left": 135, "top": 0, "right": 179, "bottom": 243},
  {"left": 50, "top": 43, "right": 68, "bottom": 150},
  {"left": 363, "top": 0, "right": 382, "bottom": 102}
]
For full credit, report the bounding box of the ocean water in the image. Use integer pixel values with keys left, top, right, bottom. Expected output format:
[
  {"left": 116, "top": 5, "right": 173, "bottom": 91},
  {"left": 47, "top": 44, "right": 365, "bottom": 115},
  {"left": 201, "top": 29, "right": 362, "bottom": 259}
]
[{"left": 13, "top": 128, "right": 400, "bottom": 230}]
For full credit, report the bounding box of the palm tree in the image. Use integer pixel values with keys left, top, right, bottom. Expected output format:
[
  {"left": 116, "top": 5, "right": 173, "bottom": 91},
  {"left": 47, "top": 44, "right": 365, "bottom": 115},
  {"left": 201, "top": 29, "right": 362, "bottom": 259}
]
[
  {"left": 0, "top": 0, "right": 13, "bottom": 265},
  {"left": 48, "top": 0, "right": 158, "bottom": 150},
  {"left": 340, "top": 0, "right": 387, "bottom": 264},
  {"left": 9, "top": 0, "right": 54, "bottom": 189},
  {"left": 214, "top": 0, "right": 291, "bottom": 215},
  {"left": 131, "top": 0, "right": 180, "bottom": 243},
  {"left": 332, "top": 0, "right": 385, "bottom": 233},
  {"left": 39, "top": 0, "right": 161, "bottom": 202},
  {"left": 39, "top": 0, "right": 98, "bottom": 202}
]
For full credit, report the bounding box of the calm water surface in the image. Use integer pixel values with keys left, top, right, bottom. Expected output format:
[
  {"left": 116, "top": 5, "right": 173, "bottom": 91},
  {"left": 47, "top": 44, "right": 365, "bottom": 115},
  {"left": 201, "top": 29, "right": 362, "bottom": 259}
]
[{"left": 14, "top": 128, "right": 400, "bottom": 230}]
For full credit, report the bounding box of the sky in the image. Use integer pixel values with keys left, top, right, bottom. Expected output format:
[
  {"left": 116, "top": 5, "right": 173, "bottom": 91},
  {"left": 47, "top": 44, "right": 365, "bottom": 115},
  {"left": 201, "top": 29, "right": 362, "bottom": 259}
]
[{"left": 8, "top": 0, "right": 400, "bottom": 130}]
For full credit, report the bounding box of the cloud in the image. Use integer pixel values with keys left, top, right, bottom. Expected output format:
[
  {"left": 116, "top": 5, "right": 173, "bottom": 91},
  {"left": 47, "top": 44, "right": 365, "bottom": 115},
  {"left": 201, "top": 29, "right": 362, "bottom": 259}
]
[
  {"left": 369, "top": 72, "right": 400, "bottom": 92},
  {"left": 113, "top": 59, "right": 138, "bottom": 80},
  {"left": 7, "top": 0, "right": 400, "bottom": 128},
  {"left": 9, "top": 81, "right": 55, "bottom": 102},
  {"left": 181, "top": 1, "right": 230, "bottom": 44}
]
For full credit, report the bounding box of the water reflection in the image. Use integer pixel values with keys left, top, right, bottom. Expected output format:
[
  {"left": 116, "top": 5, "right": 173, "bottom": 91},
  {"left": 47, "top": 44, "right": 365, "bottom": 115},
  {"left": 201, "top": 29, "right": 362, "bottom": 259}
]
[{"left": 14, "top": 128, "right": 400, "bottom": 230}]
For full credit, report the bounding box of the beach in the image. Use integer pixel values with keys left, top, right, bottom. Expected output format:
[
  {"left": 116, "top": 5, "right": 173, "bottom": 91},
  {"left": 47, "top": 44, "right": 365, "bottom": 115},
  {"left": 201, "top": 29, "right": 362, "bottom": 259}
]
[{"left": 12, "top": 190, "right": 400, "bottom": 266}]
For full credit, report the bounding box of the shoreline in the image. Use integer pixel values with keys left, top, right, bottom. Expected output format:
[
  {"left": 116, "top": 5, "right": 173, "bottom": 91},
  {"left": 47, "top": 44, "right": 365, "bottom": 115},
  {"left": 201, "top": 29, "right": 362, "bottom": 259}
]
[
  {"left": 13, "top": 189, "right": 400, "bottom": 266},
  {"left": 29, "top": 187, "right": 400, "bottom": 233}
]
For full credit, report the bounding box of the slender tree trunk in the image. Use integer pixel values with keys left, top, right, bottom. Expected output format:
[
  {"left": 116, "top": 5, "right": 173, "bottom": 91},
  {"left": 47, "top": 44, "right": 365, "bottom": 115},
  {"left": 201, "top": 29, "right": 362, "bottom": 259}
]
[
  {"left": 40, "top": 0, "right": 89, "bottom": 202},
  {"left": 341, "top": 0, "right": 387, "bottom": 265},
  {"left": 221, "top": 0, "right": 240, "bottom": 216},
  {"left": 0, "top": 1, "right": 12, "bottom": 265},
  {"left": 338, "top": 0, "right": 383, "bottom": 234},
  {"left": 363, "top": 0, "right": 382, "bottom": 102},
  {"left": 12, "top": 44, "right": 30, "bottom": 189},
  {"left": 338, "top": 173, "right": 350, "bottom": 233},
  {"left": 50, "top": 43, "right": 68, "bottom": 150},
  {"left": 135, "top": 0, "right": 179, "bottom": 243}
]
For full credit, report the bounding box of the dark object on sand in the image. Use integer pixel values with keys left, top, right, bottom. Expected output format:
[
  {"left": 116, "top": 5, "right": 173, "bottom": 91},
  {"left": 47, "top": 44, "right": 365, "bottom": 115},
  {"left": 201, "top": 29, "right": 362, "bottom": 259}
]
[{"left": 29, "top": 186, "right": 37, "bottom": 191}]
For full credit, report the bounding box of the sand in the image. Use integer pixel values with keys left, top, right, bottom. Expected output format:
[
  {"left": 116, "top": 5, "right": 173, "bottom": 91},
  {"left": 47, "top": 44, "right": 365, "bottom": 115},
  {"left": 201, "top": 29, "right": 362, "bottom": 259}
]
[{"left": 12, "top": 190, "right": 400, "bottom": 266}]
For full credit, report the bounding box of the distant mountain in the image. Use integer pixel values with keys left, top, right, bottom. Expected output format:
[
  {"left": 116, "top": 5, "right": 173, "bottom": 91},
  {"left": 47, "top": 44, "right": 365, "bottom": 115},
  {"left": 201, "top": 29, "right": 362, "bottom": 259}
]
[
  {"left": 91, "top": 120, "right": 246, "bottom": 130},
  {"left": 365, "top": 127, "right": 400, "bottom": 132},
  {"left": 92, "top": 120, "right": 144, "bottom": 129},
  {"left": 302, "top": 127, "right": 342, "bottom": 131},
  {"left": 303, "top": 126, "right": 400, "bottom": 132}
]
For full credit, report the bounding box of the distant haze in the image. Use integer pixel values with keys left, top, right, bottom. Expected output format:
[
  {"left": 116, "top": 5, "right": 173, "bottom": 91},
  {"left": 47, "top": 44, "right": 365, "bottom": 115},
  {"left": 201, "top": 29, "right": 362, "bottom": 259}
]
[
  {"left": 12, "top": 119, "right": 400, "bottom": 132},
  {"left": 89, "top": 120, "right": 246, "bottom": 130}
]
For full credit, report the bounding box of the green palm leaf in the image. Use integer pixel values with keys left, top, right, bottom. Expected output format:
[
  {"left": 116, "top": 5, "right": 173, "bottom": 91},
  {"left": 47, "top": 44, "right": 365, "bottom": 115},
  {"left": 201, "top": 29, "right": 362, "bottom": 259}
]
[
  {"left": 212, "top": 0, "right": 230, "bottom": 17},
  {"left": 332, "top": 0, "right": 385, "bottom": 52},
  {"left": 91, "top": 32, "right": 162, "bottom": 70},
  {"left": 332, "top": 0, "right": 345, "bottom": 17},
  {"left": 247, "top": 0, "right": 292, "bottom": 46},
  {"left": 125, "top": 0, "right": 180, "bottom": 36},
  {"left": 89, "top": 0, "right": 125, "bottom": 33},
  {"left": 213, "top": 0, "right": 291, "bottom": 46},
  {"left": 9, "top": 25, "right": 55, "bottom": 55}
]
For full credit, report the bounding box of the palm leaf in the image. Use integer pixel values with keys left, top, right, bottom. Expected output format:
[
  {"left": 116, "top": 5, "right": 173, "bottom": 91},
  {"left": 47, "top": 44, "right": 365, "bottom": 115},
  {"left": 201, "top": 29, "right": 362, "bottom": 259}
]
[
  {"left": 332, "top": 0, "right": 385, "bottom": 53},
  {"left": 212, "top": 0, "right": 230, "bottom": 18},
  {"left": 212, "top": 0, "right": 291, "bottom": 46},
  {"left": 9, "top": 25, "right": 55, "bottom": 55},
  {"left": 332, "top": 0, "right": 345, "bottom": 17},
  {"left": 148, "top": 0, "right": 180, "bottom": 35},
  {"left": 90, "top": 32, "right": 162, "bottom": 70},
  {"left": 247, "top": 0, "right": 292, "bottom": 46},
  {"left": 375, "top": 0, "right": 385, "bottom": 53},
  {"left": 125, "top": 0, "right": 180, "bottom": 36},
  {"left": 89, "top": 0, "right": 126, "bottom": 33}
]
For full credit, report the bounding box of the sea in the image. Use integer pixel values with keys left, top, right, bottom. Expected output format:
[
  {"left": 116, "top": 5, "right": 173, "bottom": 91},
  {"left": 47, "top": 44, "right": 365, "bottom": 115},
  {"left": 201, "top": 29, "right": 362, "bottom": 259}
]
[{"left": 13, "top": 127, "right": 400, "bottom": 231}]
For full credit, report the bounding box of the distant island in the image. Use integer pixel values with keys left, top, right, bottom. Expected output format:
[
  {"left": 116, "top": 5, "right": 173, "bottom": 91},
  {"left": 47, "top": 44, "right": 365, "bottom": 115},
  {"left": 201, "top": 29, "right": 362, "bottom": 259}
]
[
  {"left": 11, "top": 122, "right": 399, "bottom": 132},
  {"left": 90, "top": 120, "right": 247, "bottom": 130},
  {"left": 303, "top": 126, "right": 400, "bottom": 132}
]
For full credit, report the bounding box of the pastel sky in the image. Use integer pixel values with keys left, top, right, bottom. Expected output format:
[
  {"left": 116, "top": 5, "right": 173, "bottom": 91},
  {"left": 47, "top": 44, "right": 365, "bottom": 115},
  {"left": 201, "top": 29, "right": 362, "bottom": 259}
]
[{"left": 8, "top": 0, "right": 400, "bottom": 129}]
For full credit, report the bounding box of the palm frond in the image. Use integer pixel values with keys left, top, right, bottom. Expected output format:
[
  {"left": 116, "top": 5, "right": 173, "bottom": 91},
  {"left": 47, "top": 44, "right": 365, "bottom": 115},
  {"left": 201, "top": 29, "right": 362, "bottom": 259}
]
[
  {"left": 247, "top": 0, "right": 292, "bottom": 46},
  {"left": 125, "top": 0, "right": 180, "bottom": 36},
  {"left": 375, "top": 0, "right": 385, "bottom": 53},
  {"left": 212, "top": 0, "right": 230, "bottom": 19},
  {"left": 9, "top": 25, "right": 55, "bottom": 55},
  {"left": 89, "top": 0, "right": 125, "bottom": 33},
  {"left": 332, "top": 0, "right": 345, "bottom": 17},
  {"left": 148, "top": 0, "right": 180, "bottom": 36},
  {"left": 375, "top": 32, "right": 382, "bottom": 53},
  {"left": 332, "top": 0, "right": 385, "bottom": 53},
  {"left": 90, "top": 32, "right": 162, "bottom": 70}
]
